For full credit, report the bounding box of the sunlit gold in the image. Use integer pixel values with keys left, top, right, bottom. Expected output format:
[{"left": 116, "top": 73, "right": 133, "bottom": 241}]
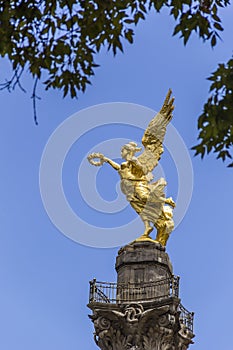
[{"left": 87, "top": 89, "right": 176, "bottom": 246}]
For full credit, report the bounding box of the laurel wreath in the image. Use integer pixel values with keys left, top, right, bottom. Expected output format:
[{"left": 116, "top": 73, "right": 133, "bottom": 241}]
[{"left": 87, "top": 152, "right": 105, "bottom": 166}]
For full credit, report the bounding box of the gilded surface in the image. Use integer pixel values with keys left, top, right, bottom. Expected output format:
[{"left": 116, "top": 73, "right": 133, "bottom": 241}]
[{"left": 88, "top": 90, "right": 176, "bottom": 246}]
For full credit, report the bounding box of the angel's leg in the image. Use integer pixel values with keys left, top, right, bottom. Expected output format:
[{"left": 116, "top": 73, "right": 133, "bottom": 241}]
[
  {"left": 141, "top": 220, "right": 153, "bottom": 238},
  {"left": 155, "top": 224, "right": 170, "bottom": 246}
]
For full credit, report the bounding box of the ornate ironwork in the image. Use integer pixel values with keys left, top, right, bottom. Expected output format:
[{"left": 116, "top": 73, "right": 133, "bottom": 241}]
[
  {"left": 89, "top": 277, "right": 194, "bottom": 333},
  {"left": 89, "top": 276, "right": 180, "bottom": 304},
  {"left": 179, "top": 303, "right": 194, "bottom": 332}
]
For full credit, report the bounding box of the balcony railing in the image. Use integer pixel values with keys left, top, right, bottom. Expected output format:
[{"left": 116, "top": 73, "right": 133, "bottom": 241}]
[
  {"left": 89, "top": 276, "right": 180, "bottom": 304},
  {"left": 89, "top": 277, "right": 194, "bottom": 332},
  {"left": 179, "top": 303, "right": 194, "bottom": 332}
]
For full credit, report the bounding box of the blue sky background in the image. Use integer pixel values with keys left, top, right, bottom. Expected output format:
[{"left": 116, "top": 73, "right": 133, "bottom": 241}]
[{"left": 1, "top": 5, "right": 233, "bottom": 350}]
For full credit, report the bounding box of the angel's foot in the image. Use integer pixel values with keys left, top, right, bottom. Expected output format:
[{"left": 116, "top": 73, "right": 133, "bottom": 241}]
[
  {"left": 141, "top": 226, "right": 153, "bottom": 238},
  {"left": 133, "top": 221, "right": 154, "bottom": 242}
]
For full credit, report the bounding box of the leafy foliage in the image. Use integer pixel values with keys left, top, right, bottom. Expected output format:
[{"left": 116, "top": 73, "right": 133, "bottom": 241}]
[
  {"left": 0, "top": 0, "right": 230, "bottom": 123},
  {"left": 192, "top": 58, "right": 233, "bottom": 167}
]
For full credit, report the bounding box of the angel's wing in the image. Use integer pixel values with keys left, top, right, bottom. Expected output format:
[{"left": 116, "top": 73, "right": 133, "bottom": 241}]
[{"left": 138, "top": 89, "right": 174, "bottom": 174}]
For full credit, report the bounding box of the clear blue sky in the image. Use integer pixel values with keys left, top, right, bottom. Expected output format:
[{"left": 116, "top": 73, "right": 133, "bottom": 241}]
[{"left": 1, "top": 6, "right": 233, "bottom": 350}]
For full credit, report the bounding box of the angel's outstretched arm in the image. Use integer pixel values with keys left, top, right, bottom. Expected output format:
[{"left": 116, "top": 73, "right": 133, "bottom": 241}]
[
  {"left": 88, "top": 153, "right": 120, "bottom": 170},
  {"left": 103, "top": 157, "right": 120, "bottom": 171}
]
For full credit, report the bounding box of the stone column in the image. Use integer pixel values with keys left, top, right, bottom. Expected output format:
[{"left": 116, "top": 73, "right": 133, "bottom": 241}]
[
  {"left": 116, "top": 241, "right": 173, "bottom": 302},
  {"left": 88, "top": 241, "right": 194, "bottom": 350}
]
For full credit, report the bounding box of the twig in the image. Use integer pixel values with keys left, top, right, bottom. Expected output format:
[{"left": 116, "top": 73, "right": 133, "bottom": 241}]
[{"left": 31, "top": 77, "right": 41, "bottom": 125}]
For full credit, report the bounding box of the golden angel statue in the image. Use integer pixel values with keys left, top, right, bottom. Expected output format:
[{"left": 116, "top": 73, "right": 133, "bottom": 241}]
[{"left": 88, "top": 90, "right": 176, "bottom": 246}]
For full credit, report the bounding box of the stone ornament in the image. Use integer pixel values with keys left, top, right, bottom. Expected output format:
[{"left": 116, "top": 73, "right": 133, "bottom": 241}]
[{"left": 89, "top": 302, "right": 194, "bottom": 350}]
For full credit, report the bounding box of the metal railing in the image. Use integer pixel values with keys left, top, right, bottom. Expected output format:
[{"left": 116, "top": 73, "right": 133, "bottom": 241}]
[
  {"left": 89, "top": 277, "right": 194, "bottom": 332},
  {"left": 179, "top": 303, "right": 194, "bottom": 332},
  {"left": 89, "top": 276, "right": 180, "bottom": 304}
]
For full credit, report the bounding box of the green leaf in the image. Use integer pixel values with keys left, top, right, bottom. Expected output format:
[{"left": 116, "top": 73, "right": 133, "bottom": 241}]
[
  {"left": 173, "top": 24, "right": 181, "bottom": 36},
  {"left": 211, "top": 34, "right": 216, "bottom": 47},
  {"left": 214, "top": 22, "right": 224, "bottom": 31}
]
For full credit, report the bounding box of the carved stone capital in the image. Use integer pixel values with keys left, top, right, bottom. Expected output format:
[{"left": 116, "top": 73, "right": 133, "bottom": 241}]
[{"left": 89, "top": 302, "right": 194, "bottom": 350}]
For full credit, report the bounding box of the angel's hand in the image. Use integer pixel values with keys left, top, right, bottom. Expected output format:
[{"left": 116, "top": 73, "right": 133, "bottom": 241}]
[
  {"left": 103, "top": 157, "right": 120, "bottom": 171},
  {"left": 166, "top": 197, "right": 176, "bottom": 208},
  {"left": 159, "top": 89, "right": 175, "bottom": 121},
  {"left": 101, "top": 156, "right": 110, "bottom": 162},
  {"left": 146, "top": 172, "right": 154, "bottom": 182}
]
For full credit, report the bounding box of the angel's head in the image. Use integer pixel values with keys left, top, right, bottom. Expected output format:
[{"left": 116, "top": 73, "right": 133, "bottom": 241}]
[{"left": 121, "top": 142, "right": 142, "bottom": 160}]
